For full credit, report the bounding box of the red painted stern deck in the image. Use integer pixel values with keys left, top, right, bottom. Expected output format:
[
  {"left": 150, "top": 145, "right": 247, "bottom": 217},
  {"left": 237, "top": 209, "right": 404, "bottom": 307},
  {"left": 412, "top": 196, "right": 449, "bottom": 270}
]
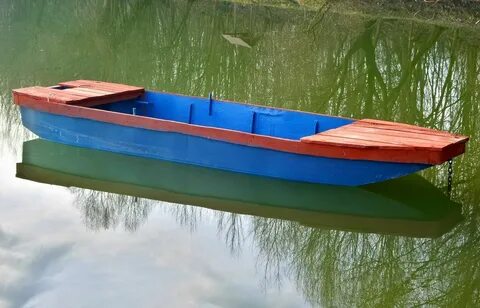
[
  {"left": 13, "top": 80, "right": 144, "bottom": 107},
  {"left": 301, "top": 119, "right": 468, "bottom": 165}
]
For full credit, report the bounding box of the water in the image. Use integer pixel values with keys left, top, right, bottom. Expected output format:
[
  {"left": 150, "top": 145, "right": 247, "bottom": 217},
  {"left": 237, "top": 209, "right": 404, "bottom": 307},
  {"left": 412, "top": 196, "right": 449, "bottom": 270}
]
[{"left": 0, "top": 1, "right": 479, "bottom": 307}]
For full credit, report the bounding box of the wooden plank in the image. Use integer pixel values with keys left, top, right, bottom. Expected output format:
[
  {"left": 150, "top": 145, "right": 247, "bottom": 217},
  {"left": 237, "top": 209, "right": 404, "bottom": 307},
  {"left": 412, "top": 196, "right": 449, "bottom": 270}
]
[
  {"left": 63, "top": 88, "right": 105, "bottom": 98},
  {"left": 322, "top": 127, "right": 452, "bottom": 149},
  {"left": 64, "top": 87, "right": 113, "bottom": 96},
  {"left": 361, "top": 119, "right": 442, "bottom": 131},
  {"left": 301, "top": 134, "right": 408, "bottom": 148},
  {"left": 63, "top": 92, "right": 144, "bottom": 107},
  {"left": 303, "top": 119, "right": 468, "bottom": 152},
  {"left": 14, "top": 81, "right": 144, "bottom": 107},
  {"left": 65, "top": 84, "right": 134, "bottom": 93},
  {"left": 323, "top": 130, "right": 440, "bottom": 148},
  {"left": 58, "top": 80, "right": 144, "bottom": 92},
  {"left": 13, "top": 87, "right": 87, "bottom": 104},
  {"left": 357, "top": 119, "right": 463, "bottom": 138},
  {"left": 340, "top": 125, "right": 463, "bottom": 143},
  {"left": 75, "top": 84, "right": 136, "bottom": 93}
]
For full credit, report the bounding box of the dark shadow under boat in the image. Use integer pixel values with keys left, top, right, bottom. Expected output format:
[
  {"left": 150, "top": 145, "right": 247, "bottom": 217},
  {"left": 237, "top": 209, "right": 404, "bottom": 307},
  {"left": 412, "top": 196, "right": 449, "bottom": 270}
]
[{"left": 16, "top": 139, "right": 463, "bottom": 238}]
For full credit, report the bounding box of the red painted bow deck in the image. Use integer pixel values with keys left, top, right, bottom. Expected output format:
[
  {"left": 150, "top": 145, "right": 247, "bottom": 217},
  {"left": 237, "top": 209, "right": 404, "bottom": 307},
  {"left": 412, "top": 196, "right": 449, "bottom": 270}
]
[
  {"left": 13, "top": 80, "right": 468, "bottom": 166},
  {"left": 301, "top": 119, "right": 468, "bottom": 165}
]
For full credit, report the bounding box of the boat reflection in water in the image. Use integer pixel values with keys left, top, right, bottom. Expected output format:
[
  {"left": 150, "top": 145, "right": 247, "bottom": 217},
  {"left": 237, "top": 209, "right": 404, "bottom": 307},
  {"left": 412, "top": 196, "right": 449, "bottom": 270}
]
[{"left": 16, "top": 139, "right": 462, "bottom": 238}]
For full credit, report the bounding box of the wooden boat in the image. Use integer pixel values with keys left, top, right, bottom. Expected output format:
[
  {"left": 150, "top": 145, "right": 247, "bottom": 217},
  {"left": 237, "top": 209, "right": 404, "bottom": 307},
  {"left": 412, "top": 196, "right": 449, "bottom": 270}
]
[
  {"left": 16, "top": 139, "right": 462, "bottom": 237},
  {"left": 13, "top": 80, "right": 469, "bottom": 186}
]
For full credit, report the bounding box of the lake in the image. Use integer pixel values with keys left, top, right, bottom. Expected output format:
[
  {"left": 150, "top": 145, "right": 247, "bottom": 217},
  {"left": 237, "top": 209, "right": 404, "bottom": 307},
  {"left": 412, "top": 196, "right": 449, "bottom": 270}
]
[{"left": 0, "top": 1, "right": 479, "bottom": 307}]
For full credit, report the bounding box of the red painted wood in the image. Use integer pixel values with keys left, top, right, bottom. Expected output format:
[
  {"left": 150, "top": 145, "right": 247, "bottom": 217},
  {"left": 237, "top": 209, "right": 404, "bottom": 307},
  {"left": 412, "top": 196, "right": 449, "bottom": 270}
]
[
  {"left": 318, "top": 128, "right": 455, "bottom": 148},
  {"left": 339, "top": 125, "right": 464, "bottom": 144},
  {"left": 12, "top": 80, "right": 469, "bottom": 165},
  {"left": 357, "top": 119, "right": 461, "bottom": 137},
  {"left": 63, "top": 88, "right": 111, "bottom": 97},
  {"left": 301, "top": 119, "right": 469, "bottom": 160},
  {"left": 58, "top": 80, "right": 143, "bottom": 92},
  {"left": 13, "top": 87, "right": 87, "bottom": 103},
  {"left": 301, "top": 134, "right": 406, "bottom": 148},
  {"left": 67, "top": 87, "right": 113, "bottom": 95},
  {"left": 13, "top": 80, "right": 144, "bottom": 107}
]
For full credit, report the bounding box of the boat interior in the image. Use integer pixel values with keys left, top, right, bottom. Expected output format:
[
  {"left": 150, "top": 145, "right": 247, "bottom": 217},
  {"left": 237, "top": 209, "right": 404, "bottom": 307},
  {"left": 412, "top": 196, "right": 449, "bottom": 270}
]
[{"left": 95, "top": 91, "right": 353, "bottom": 140}]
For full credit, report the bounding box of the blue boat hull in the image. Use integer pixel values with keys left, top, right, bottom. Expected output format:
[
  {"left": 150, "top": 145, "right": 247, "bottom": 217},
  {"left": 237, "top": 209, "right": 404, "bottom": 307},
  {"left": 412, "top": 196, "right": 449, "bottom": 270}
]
[{"left": 20, "top": 107, "right": 429, "bottom": 186}]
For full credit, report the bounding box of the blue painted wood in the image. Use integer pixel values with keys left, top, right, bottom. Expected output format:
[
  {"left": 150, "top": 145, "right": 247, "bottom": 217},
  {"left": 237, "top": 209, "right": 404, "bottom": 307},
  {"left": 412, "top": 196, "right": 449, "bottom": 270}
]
[
  {"left": 95, "top": 91, "right": 354, "bottom": 140},
  {"left": 20, "top": 107, "right": 429, "bottom": 186}
]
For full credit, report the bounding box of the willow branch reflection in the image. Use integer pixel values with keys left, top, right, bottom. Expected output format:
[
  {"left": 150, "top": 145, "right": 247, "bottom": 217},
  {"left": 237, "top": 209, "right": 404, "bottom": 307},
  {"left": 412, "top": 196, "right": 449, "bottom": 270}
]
[
  {"left": 71, "top": 188, "right": 154, "bottom": 232},
  {"left": 3, "top": 0, "right": 480, "bottom": 306},
  {"left": 17, "top": 136, "right": 476, "bottom": 306}
]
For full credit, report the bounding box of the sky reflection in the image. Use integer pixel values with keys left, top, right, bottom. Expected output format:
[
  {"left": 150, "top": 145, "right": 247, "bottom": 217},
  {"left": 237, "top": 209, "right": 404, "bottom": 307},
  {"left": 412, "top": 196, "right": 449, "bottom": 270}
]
[{"left": 0, "top": 152, "right": 305, "bottom": 308}]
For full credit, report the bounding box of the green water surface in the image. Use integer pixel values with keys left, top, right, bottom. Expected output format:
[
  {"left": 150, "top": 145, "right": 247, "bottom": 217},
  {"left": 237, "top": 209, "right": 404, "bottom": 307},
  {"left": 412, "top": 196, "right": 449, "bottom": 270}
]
[{"left": 0, "top": 1, "right": 479, "bottom": 307}]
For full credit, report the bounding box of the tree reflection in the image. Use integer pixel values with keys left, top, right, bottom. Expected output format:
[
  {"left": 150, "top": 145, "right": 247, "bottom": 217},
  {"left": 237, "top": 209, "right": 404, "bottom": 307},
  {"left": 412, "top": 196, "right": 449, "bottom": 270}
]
[
  {"left": 71, "top": 188, "right": 153, "bottom": 232},
  {"left": 1, "top": 0, "right": 480, "bottom": 306}
]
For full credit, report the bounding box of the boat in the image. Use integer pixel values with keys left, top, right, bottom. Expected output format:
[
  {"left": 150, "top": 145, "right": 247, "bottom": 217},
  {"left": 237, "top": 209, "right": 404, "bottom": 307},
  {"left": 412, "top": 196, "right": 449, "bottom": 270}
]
[
  {"left": 13, "top": 80, "right": 469, "bottom": 186},
  {"left": 16, "top": 139, "right": 463, "bottom": 237}
]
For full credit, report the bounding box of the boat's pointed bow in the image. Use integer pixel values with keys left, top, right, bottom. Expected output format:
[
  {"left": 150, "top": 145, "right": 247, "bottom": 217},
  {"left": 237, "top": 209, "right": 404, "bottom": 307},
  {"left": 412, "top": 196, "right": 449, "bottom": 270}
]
[{"left": 301, "top": 118, "right": 469, "bottom": 165}]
